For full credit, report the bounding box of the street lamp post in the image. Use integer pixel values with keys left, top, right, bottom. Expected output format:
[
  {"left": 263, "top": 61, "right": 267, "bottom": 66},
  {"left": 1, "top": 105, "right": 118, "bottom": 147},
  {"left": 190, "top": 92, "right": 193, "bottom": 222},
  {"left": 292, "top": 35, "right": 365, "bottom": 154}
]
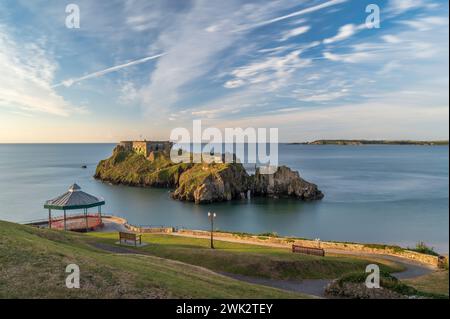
[
  {"left": 208, "top": 212, "right": 216, "bottom": 249},
  {"left": 315, "top": 238, "right": 321, "bottom": 249}
]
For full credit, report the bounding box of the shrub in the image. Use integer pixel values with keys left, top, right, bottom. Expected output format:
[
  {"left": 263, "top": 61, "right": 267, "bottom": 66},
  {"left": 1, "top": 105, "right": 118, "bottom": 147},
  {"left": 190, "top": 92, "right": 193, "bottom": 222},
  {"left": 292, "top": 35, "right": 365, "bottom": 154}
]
[
  {"left": 258, "top": 232, "right": 278, "bottom": 237},
  {"left": 408, "top": 241, "right": 439, "bottom": 257},
  {"left": 364, "top": 243, "right": 404, "bottom": 253},
  {"left": 336, "top": 271, "right": 447, "bottom": 299}
]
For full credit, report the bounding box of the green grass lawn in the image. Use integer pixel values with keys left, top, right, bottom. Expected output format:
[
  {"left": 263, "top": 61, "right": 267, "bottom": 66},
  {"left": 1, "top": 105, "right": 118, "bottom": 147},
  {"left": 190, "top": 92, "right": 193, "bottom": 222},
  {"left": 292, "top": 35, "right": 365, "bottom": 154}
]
[
  {"left": 88, "top": 232, "right": 404, "bottom": 281},
  {"left": 0, "top": 221, "right": 307, "bottom": 299},
  {"left": 403, "top": 270, "right": 449, "bottom": 296}
]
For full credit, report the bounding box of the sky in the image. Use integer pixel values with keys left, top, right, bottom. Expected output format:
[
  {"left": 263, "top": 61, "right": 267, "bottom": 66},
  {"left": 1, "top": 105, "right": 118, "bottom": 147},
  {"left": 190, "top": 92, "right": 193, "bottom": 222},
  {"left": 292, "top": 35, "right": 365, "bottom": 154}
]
[{"left": 0, "top": 0, "right": 448, "bottom": 142}]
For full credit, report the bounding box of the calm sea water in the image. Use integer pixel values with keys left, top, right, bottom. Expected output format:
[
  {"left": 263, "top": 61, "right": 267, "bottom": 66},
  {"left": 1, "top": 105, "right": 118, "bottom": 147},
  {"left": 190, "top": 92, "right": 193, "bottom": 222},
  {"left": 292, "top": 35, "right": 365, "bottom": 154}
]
[{"left": 0, "top": 144, "right": 448, "bottom": 252}]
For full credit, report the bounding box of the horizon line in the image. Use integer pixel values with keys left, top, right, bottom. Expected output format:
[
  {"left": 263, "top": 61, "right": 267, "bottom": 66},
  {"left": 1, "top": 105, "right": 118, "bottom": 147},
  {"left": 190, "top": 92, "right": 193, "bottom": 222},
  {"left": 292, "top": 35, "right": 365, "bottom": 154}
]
[{"left": 0, "top": 139, "right": 449, "bottom": 144}]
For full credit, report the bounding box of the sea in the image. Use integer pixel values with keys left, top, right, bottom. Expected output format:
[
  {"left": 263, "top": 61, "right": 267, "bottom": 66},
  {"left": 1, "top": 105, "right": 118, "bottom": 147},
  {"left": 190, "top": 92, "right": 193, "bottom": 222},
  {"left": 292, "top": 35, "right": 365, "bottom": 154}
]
[{"left": 0, "top": 143, "right": 448, "bottom": 252}]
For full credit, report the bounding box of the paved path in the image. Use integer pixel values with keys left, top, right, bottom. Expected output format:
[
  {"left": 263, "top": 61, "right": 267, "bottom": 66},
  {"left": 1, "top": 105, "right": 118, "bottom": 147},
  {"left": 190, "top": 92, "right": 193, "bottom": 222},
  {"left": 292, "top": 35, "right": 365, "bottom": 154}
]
[
  {"left": 97, "top": 216, "right": 128, "bottom": 233},
  {"left": 217, "top": 253, "right": 434, "bottom": 297},
  {"left": 324, "top": 249, "right": 435, "bottom": 280},
  {"left": 220, "top": 254, "right": 435, "bottom": 297},
  {"left": 91, "top": 242, "right": 147, "bottom": 254},
  {"left": 220, "top": 273, "right": 331, "bottom": 298}
]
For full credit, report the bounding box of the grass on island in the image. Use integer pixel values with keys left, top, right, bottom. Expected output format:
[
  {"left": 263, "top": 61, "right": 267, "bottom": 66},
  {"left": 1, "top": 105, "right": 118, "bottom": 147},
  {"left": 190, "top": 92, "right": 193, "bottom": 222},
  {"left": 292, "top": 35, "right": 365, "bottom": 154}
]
[
  {"left": 403, "top": 270, "right": 449, "bottom": 297},
  {"left": 95, "top": 147, "right": 192, "bottom": 186},
  {"left": 0, "top": 220, "right": 307, "bottom": 299},
  {"left": 88, "top": 232, "right": 404, "bottom": 281}
]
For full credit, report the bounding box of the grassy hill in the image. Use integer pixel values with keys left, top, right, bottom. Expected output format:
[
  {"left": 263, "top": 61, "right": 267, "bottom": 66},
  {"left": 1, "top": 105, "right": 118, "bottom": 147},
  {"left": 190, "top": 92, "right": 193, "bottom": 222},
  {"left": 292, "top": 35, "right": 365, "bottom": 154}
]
[
  {"left": 5, "top": 220, "right": 438, "bottom": 299},
  {"left": 404, "top": 270, "right": 449, "bottom": 297},
  {"left": 0, "top": 220, "right": 305, "bottom": 298}
]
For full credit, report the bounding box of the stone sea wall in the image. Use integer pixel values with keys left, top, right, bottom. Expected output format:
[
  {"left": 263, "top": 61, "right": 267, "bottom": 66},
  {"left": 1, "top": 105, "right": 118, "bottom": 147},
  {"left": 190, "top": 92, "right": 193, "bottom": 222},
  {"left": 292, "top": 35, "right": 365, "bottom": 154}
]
[
  {"left": 125, "top": 223, "right": 174, "bottom": 234},
  {"left": 177, "top": 229, "right": 446, "bottom": 267}
]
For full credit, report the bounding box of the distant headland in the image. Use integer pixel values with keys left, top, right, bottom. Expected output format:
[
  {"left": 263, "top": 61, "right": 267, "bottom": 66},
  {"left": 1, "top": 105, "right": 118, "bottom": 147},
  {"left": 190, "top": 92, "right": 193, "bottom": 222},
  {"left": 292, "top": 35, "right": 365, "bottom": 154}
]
[
  {"left": 291, "top": 140, "right": 449, "bottom": 146},
  {"left": 94, "top": 140, "right": 324, "bottom": 204}
]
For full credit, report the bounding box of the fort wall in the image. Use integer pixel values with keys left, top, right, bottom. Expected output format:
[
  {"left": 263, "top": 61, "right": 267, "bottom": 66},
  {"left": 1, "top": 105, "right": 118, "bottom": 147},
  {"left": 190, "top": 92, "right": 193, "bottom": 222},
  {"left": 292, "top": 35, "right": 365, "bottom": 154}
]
[{"left": 119, "top": 140, "right": 173, "bottom": 157}]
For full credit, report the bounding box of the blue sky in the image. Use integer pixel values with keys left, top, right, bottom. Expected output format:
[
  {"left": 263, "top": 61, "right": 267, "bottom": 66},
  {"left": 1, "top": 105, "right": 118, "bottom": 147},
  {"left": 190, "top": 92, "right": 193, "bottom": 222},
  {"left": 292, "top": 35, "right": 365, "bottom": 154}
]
[{"left": 0, "top": 0, "right": 448, "bottom": 142}]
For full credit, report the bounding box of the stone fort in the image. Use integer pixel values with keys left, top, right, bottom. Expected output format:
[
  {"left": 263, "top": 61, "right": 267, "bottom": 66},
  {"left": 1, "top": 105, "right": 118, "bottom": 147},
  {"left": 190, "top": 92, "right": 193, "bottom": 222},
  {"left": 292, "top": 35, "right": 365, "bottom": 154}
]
[{"left": 119, "top": 140, "right": 173, "bottom": 157}]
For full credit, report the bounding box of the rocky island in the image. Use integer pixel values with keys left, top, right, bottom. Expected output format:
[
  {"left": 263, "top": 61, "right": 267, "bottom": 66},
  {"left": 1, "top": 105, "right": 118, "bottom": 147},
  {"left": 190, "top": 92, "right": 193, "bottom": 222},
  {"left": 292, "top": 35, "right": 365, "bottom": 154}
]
[{"left": 95, "top": 141, "right": 324, "bottom": 204}]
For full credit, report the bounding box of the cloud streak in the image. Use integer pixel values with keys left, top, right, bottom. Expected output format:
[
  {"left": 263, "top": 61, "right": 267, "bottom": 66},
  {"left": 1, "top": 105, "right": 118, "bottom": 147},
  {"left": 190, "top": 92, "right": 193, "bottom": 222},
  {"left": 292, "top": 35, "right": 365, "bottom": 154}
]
[
  {"left": 52, "top": 53, "right": 165, "bottom": 88},
  {"left": 240, "top": 0, "right": 348, "bottom": 30}
]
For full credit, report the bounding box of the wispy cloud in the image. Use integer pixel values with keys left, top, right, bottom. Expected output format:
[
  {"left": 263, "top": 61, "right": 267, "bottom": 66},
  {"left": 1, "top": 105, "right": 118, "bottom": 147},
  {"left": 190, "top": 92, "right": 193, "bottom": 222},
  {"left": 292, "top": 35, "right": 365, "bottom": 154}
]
[
  {"left": 118, "top": 80, "right": 139, "bottom": 104},
  {"left": 296, "top": 89, "right": 349, "bottom": 102},
  {"left": 382, "top": 34, "right": 402, "bottom": 44},
  {"left": 398, "top": 16, "right": 448, "bottom": 31},
  {"left": 1, "top": 0, "right": 447, "bottom": 141},
  {"left": 0, "top": 26, "right": 81, "bottom": 116},
  {"left": 387, "top": 0, "right": 438, "bottom": 15},
  {"left": 217, "top": 90, "right": 449, "bottom": 141},
  {"left": 52, "top": 53, "right": 165, "bottom": 88},
  {"left": 138, "top": 0, "right": 309, "bottom": 115},
  {"left": 224, "top": 49, "right": 311, "bottom": 89},
  {"left": 279, "top": 25, "right": 311, "bottom": 41},
  {"left": 323, "top": 51, "right": 374, "bottom": 63},
  {"left": 323, "top": 24, "right": 365, "bottom": 44},
  {"left": 139, "top": 1, "right": 243, "bottom": 115}
]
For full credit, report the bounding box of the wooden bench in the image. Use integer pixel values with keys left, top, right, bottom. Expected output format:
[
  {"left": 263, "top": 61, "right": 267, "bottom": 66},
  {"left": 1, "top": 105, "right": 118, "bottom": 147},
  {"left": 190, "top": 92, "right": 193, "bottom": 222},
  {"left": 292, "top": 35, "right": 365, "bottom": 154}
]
[
  {"left": 292, "top": 244, "right": 325, "bottom": 257},
  {"left": 119, "top": 232, "right": 142, "bottom": 246},
  {"left": 438, "top": 255, "right": 448, "bottom": 269}
]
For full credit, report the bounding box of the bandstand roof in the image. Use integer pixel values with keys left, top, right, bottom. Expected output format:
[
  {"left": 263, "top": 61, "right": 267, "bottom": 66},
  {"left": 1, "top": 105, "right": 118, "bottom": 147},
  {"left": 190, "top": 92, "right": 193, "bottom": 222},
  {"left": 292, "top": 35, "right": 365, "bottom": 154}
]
[{"left": 44, "top": 184, "right": 105, "bottom": 210}]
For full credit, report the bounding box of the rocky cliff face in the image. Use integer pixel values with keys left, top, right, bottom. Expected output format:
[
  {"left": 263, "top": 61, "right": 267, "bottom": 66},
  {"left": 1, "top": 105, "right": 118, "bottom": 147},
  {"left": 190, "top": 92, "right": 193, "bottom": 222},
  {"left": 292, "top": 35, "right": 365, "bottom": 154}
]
[
  {"left": 95, "top": 146, "right": 324, "bottom": 204},
  {"left": 252, "top": 166, "right": 324, "bottom": 200},
  {"left": 172, "top": 163, "right": 250, "bottom": 204}
]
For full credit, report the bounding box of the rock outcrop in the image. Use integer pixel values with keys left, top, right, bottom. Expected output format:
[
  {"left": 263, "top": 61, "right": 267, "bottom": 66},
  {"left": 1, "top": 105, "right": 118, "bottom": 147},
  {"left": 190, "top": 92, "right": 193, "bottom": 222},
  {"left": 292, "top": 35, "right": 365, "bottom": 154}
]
[
  {"left": 95, "top": 146, "right": 324, "bottom": 204},
  {"left": 252, "top": 166, "right": 324, "bottom": 200},
  {"left": 172, "top": 163, "right": 250, "bottom": 204},
  {"left": 325, "top": 281, "right": 409, "bottom": 299}
]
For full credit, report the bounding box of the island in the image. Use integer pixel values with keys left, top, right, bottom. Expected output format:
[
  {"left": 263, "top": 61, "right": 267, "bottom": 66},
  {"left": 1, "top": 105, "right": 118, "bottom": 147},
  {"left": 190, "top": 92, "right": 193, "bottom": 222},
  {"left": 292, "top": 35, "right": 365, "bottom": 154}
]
[
  {"left": 292, "top": 140, "right": 449, "bottom": 146},
  {"left": 94, "top": 141, "right": 324, "bottom": 204}
]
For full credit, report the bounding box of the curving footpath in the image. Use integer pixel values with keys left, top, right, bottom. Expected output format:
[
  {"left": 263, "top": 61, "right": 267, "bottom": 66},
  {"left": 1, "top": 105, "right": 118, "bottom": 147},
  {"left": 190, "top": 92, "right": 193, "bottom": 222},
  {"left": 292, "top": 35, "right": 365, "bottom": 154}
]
[{"left": 219, "top": 253, "right": 435, "bottom": 298}]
